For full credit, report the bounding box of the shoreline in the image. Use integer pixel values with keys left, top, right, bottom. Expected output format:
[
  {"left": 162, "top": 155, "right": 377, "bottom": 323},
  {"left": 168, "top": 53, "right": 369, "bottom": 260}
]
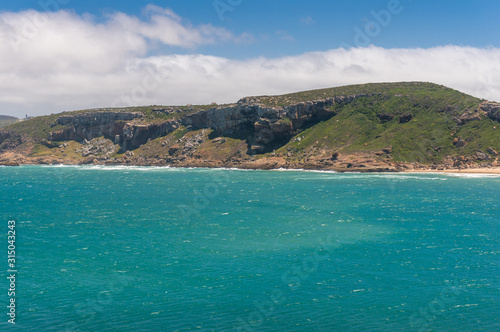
[
  {"left": 3, "top": 161, "right": 500, "bottom": 175},
  {"left": 404, "top": 168, "right": 500, "bottom": 175}
]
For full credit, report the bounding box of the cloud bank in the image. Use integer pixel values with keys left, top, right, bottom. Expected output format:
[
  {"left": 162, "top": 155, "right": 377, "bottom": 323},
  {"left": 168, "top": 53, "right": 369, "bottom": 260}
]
[{"left": 0, "top": 7, "right": 499, "bottom": 117}]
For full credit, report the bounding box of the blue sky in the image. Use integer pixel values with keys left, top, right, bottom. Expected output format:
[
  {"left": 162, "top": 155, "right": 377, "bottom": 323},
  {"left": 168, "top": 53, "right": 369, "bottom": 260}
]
[
  {"left": 1, "top": 1, "right": 500, "bottom": 117},
  {"left": 4, "top": 0, "right": 499, "bottom": 58}
]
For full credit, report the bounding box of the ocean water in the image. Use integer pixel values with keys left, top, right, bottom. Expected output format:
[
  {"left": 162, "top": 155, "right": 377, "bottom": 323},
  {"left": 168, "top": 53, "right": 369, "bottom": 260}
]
[{"left": 0, "top": 165, "right": 499, "bottom": 332}]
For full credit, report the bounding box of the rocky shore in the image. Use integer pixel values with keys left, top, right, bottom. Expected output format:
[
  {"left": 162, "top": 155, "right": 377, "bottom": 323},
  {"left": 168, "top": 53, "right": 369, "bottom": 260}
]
[
  {"left": 2, "top": 149, "right": 499, "bottom": 174},
  {"left": 1, "top": 83, "right": 499, "bottom": 173}
]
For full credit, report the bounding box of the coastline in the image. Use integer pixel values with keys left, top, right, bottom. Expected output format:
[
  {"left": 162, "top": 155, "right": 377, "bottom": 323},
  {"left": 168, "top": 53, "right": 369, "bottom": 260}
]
[
  {"left": 405, "top": 167, "right": 500, "bottom": 175},
  {"left": 2, "top": 158, "right": 500, "bottom": 175},
  {"left": 2, "top": 148, "right": 500, "bottom": 174}
]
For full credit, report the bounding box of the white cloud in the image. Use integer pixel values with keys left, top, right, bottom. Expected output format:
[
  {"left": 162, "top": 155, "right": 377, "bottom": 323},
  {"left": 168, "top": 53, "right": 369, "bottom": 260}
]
[
  {"left": 0, "top": 7, "right": 499, "bottom": 118},
  {"left": 300, "top": 16, "right": 315, "bottom": 25},
  {"left": 276, "top": 30, "right": 294, "bottom": 42},
  {"left": 138, "top": 4, "right": 235, "bottom": 48}
]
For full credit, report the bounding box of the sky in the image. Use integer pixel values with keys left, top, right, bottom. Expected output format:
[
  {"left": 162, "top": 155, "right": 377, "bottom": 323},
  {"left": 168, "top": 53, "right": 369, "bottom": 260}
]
[{"left": 0, "top": 0, "right": 500, "bottom": 117}]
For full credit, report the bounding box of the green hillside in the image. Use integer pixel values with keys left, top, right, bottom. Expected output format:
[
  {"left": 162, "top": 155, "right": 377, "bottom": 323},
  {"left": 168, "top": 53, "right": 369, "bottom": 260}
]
[
  {"left": 0, "top": 82, "right": 499, "bottom": 169},
  {"left": 0, "top": 115, "right": 18, "bottom": 128},
  {"left": 275, "top": 83, "right": 490, "bottom": 163}
]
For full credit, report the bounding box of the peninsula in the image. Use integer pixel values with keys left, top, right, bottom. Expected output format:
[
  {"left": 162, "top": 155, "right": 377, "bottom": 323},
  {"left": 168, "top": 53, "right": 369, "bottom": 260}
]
[{"left": 1, "top": 82, "right": 499, "bottom": 173}]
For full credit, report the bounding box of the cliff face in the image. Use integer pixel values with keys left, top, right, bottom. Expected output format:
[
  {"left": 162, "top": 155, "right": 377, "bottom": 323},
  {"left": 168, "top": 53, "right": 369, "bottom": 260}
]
[
  {"left": 46, "top": 96, "right": 368, "bottom": 152},
  {"left": 121, "top": 121, "right": 181, "bottom": 151},
  {"left": 49, "top": 112, "right": 144, "bottom": 143},
  {"left": 481, "top": 102, "right": 500, "bottom": 122},
  {"left": 184, "top": 95, "right": 371, "bottom": 134},
  {"left": 2, "top": 82, "right": 499, "bottom": 171}
]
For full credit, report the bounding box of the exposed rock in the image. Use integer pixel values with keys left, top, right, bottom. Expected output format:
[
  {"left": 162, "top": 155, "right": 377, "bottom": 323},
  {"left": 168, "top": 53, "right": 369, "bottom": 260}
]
[
  {"left": 168, "top": 144, "right": 181, "bottom": 155},
  {"left": 457, "top": 109, "right": 483, "bottom": 124},
  {"left": 171, "top": 130, "right": 208, "bottom": 156},
  {"left": 254, "top": 119, "right": 276, "bottom": 145},
  {"left": 250, "top": 145, "right": 266, "bottom": 153},
  {"left": 487, "top": 147, "right": 499, "bottom": 155},
  {"left": 56, "top": 111, "right": 143, "bottom": 126},
  {"left": 382, "top": 147, "right": 392, "bottom": 154},
  {"left": 480, "top": 102, "right": 500, "bottom": 122},
  {"left": 121, "top": 120, "right": 180, "bottom": 151},
  {"left": 0, "top": 161, "right": 19, "bottom": 166},
  {"left": 3, "top": 83, "right": 500, "bottom": 172},
  {"left": 81, "top": 157, "right": 94, "bottom": 164},
  {"left": 378, "top": 113, "right": 394, "bottom": 123},
  {"left": 399, "top": 113, "right": 412, "bottom": 123},
  {"left": 213, "top": 137, "right": 226, "bottom": 144},
  {"left": 476, "top": 151, "right": 490, "bottom": 160},
  {"left": 40, "top": 140, "right": 59, "bottom": 148},
  {"left": 47, "top": 95, "right": 378, "bottom": 155},
  {"left": 79, "top": 138, "right": 117, "bottom": 157},
  {"left": 50, "top": 112, "right": 143, "bottom": 142},
  {"left": 453, "top": 138, "right": 466, "bottom": 148},
  {"left": 49, "top": 111, "right": 182, "bottom": 151},
  {"left": 183, "top": 95, "right": 375, "bottom": 152}
]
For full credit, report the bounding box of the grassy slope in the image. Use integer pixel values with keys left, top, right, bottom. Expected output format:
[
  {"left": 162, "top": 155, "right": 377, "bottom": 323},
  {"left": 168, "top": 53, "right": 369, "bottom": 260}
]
[
  {"left": 0, "top": 115, "right": 18, "bottom": 128},
  {"left": 0, "top": 115, "right": 18, "bottom": 121},
  {"left": 272, "top": 82, "right": 496, "bottom": 163},
  {"left": 1, "top": 82, "right": 498, "bottom": 164},
  {"left": 254, "top": 81, "right": 476, "bottom": 106},
  {"left": 2, "top": 114, "right": 62, "bottom": 140}
]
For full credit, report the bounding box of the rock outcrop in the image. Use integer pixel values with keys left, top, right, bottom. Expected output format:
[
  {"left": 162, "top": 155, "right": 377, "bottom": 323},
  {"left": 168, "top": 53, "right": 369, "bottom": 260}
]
[
  {"left": 77, "top": 137, "right": 117, "bottom": 158},
  {"left": 121, "top": 120, "right": 180, "bottom": 151},
  {"left": 487, "top": 146, "right": 499, "bottom": 155},
  {"left": 480, "top": 102, "right": 500, "bottom": 122},
  {"left": 3, "top": 82, "right": 500, "bottom": 171},
  {"left": 48, "top": 95, "right": 372, "bottom": 152},
  {"left": 48, "top": 111, "right": 184, "bottom": 150},
  {"left": 454, "top": 102, "right": 500, "bottom": 125},
  {"left": 476, "top": 150, "right": 490, "bottom": 161},
  {"left": 49, "top": 112, "right": 144, "bottom": 142},
  {"left": 182, "top": 94, "right": 373, "bottom": 152},
  {"left": 452, "top": 138, "right": 467, "bottom": 147}
]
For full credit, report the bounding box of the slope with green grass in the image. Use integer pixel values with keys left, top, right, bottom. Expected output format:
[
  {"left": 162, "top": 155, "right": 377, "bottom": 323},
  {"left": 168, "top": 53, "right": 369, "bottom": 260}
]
[
  {"left": 275, "top": 85, "right": 493, "bottom": 164},
  {"left": 0, "top": 115, "right": 18, "bottom": 128},
  {"left": 0, "top": 82, "right": 498, "bottom": 169}
]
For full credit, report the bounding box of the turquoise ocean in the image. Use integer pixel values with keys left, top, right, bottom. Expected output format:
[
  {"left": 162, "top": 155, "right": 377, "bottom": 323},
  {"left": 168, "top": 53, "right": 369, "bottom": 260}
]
[{"left": 0, "top": 165, "right": 499, "bottom": 331}]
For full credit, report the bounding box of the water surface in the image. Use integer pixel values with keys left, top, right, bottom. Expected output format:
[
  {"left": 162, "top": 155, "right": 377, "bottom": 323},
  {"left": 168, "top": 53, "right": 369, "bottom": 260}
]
[{"left": 0, "top": 166, "right": 498, "bottom": 331}]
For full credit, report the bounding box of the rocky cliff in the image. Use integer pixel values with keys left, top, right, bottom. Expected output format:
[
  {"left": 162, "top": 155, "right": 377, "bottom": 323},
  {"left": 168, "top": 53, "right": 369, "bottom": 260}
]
[
  {"left": 0, "top": 82, "right": 499, "bottom": 171},
  {"left": 47, "top": 94, "right": 374, "bottom": 153},
  {"left": 48, "top": 111, "right": 143, "bottom": 146},
  {"left": 481, "top": 102, "right": 500, "bottom": 122}
]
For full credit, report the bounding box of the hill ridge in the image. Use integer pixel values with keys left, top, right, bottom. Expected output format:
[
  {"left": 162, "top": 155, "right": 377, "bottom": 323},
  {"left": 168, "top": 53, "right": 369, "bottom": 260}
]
[{"left": 1, "top": 82, "right": 499, "bottom": 171}]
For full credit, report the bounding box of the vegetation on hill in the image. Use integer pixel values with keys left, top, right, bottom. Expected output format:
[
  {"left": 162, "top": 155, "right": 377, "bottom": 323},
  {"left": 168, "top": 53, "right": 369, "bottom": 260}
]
[
  {"left": 0, "top": 115, "right": 18, "bottom": 128},
  {"left": 0, "top": 82, "right": 498, "bottom": 170},
  {"left": 275, "top": 84, "right": 488, "bottom": 163}
]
